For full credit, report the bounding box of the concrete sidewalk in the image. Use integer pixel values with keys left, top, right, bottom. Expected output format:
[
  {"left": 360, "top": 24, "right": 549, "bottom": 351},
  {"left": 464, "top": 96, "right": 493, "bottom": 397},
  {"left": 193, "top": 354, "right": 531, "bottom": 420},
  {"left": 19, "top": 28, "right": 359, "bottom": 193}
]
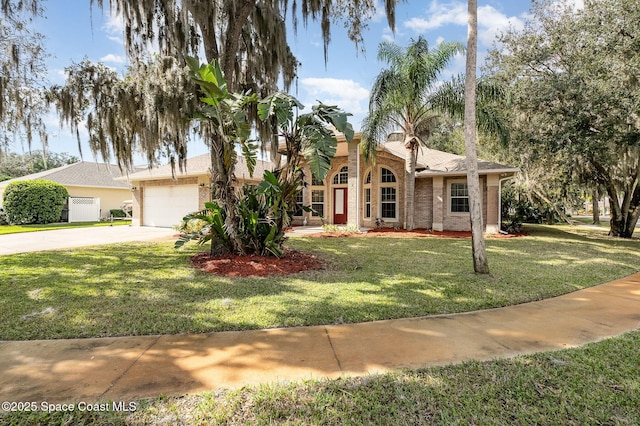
[
  {"left": 0, "top": 273, "right": 638, "bottom": 405},
  {"left": 0, "top": 226, "right": 176, "bottom": 255}
]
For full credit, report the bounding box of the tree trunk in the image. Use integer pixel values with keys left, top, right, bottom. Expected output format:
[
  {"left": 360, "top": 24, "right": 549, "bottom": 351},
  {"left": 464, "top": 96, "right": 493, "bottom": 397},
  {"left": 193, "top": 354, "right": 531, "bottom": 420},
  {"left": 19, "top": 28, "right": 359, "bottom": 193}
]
[
  {"left": 464, "top": 0, "right": 489, "bottom": 274},
  {"left": 404, "top": 141, "right": 418, "bottom": 231},
  {"left": 592, "top": 187, "right": 600, "bottom": 225},
  {"left": 209, "top": 135, "right": 244, "bottom": 255},
  {"left": 221, "top": 0, "right": 256, "bottom": 91}
]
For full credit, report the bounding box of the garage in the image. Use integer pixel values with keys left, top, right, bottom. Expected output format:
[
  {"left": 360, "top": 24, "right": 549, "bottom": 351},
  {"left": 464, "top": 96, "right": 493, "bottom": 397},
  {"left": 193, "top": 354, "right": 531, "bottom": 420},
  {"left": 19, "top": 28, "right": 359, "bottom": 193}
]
[{"left": 142, "top": 185, "right": 200, "bottom": 227}]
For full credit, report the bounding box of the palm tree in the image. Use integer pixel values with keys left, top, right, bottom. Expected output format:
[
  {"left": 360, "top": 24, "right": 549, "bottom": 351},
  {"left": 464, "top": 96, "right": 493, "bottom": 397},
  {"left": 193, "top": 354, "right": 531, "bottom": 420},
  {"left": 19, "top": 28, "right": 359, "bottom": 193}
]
[
  {"left": 361, "top": 36, "right": 464, "bottom": 231},
  {"left": 464, "top": 0, "right": 490, "bottom": 274}
]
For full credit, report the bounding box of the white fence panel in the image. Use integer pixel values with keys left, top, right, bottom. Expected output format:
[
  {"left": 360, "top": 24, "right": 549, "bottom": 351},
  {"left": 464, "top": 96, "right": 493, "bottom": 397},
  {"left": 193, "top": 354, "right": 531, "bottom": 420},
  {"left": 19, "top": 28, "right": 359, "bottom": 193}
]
[{"left": 68, "top": 197, "right": 100, "bottom": 222}]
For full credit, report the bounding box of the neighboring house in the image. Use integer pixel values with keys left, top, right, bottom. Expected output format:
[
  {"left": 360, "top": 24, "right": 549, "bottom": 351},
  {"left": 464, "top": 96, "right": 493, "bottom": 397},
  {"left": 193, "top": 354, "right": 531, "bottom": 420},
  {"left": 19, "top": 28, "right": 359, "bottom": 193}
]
[
  {"left": 0, "top": 161, "right": 135, "bottom": 219},
  {"left": 120, "top": 154, "right": 271, "bottom": 227},
  {"left": 292, "top": 131, "right": 518, "bottom": 232},
  {"left": 122, "top": 132, "right": 517, "bottom": 231}
]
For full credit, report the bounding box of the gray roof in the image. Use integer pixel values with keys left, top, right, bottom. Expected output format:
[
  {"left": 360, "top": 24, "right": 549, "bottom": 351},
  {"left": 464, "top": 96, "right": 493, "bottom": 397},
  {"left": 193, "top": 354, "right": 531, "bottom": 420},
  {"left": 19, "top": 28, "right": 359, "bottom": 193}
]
[
  {"left": 0, "top": 161, "right": 135, "bottom": 189},
  {"left": 122, "top": 154, "right": 272, "bottom": 182},
  {"left": 382, "top": 140, "right": 518, "bottom": 176}
]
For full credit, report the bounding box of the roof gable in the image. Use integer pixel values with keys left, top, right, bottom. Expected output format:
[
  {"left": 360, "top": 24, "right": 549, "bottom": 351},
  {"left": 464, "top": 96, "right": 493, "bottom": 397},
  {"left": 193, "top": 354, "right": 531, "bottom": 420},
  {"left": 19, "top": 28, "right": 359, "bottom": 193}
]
[
  {"left": 380, "top": 140, "right": 518, "bottom": 176},
  {"left": 0, "top": 161, "right": 135, "bottom": 189},
  {"left": 123, "top": 154, "right": 272, "bottom": 182}
]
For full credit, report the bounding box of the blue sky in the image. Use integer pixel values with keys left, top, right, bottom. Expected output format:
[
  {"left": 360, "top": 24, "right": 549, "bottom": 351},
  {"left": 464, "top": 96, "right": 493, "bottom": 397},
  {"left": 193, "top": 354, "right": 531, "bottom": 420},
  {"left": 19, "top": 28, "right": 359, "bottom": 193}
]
[{"left": 31, "top": 0, "right": 537, "bottom": 165}]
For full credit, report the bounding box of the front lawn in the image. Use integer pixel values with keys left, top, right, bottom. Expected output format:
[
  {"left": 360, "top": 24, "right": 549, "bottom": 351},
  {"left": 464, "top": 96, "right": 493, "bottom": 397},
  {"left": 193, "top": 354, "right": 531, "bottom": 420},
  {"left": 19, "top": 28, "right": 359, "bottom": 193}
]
[
  {"left": 4, "top": 331, "right": 639, "bottom": 424},
  {"left": 0, "top": 220, "right": 131, "bottom": 235},
  {"left": 0, "top": 225, "right": 637, "bottom": 340}
]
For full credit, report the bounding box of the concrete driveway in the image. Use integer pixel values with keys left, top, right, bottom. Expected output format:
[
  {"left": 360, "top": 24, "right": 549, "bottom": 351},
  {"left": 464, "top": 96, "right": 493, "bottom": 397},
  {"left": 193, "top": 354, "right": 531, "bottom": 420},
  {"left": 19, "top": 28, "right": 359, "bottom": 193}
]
[{"left": 0, "top": 226, "right": 177, "bottom": 255}]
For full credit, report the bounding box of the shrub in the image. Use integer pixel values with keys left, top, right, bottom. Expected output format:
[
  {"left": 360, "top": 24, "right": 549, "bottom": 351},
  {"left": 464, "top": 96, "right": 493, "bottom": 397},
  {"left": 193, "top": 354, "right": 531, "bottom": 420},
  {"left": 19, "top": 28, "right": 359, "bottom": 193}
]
[
  {"left": 2, "top": 180, "right": 69, "bottom": 224},
  {"left": 175, "top": 170, "right": 296, "bottom": 257},
  {"left": 0, "top": 209, "right": 7, "bottom": 225},
  {"left": 109, "top": 209, "right": 127, "bottom": 218}
]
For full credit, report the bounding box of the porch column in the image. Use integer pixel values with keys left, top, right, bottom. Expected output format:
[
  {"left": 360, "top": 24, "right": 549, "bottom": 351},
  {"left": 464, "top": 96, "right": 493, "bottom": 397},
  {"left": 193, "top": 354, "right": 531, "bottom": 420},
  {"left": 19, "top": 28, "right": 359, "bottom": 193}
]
[
  {"left": 432, "top": 176, "right": 444, "bottom": 231},
  {"left": 486, "top": 174, "right": 500, "bottom": 233},
  {"left": 131, "top": 183, "right": 141, "bottom": 227},
  {"left": 347, "top": 140, "right": 359, "bottom": 227}
]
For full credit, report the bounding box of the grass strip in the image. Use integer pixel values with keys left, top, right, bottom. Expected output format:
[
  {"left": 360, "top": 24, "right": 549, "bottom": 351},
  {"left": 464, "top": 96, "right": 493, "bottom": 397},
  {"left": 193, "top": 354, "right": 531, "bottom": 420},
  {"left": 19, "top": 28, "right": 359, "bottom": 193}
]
[
  {"left": 0, "top": 221, "right": 131, "bottom": 235},
  {"left": 3, "top": 331, "right": 639, "bottom": 425}
]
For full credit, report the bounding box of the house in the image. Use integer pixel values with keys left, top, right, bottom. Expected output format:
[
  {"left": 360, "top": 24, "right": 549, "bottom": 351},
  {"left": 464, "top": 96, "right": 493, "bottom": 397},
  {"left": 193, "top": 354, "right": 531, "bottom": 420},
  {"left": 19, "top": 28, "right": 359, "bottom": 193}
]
[
  {"left": 123, "top": 132, "right": 517, "bottom": 232},
  {"left": 291, "top": 131, "right": 518, "bottom": 232},
  {"left": 0, "top": 161, "right": 136, "bottom": 219},
  {"left": 120, "top": 154, "right": 271, "bottom": 227}
]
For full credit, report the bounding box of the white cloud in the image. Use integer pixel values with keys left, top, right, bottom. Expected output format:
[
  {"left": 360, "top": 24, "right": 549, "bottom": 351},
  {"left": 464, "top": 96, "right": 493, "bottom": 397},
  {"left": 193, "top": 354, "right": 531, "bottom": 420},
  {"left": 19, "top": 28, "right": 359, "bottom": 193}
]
[
  {"left": 101, "top": 10, "right": 125, "bottom": 46},
  {"left": 478, "top": 5, "right": 525, "bottom": 47},
  {"left": 381, "top": 27, "right": 396, "bottom": 42},
  {"left": 371, "top": 0, "right": 388, "bottom": 23},
  {"left": 404, "top": 1, "right": 467, "bottom": 32},
  {"left": 100, "top": 54, "right": 126, "bottom": 64},
  {"left": 299, "top": 78, "right": 370, "bottom": 128},
  {"left": 403, "top": 1, "right": 525, "bottom": 48},
  {"left": 107, "top": 35, "right": 124, "bottom": 45},
  {"left": 103, "top": 12, "right": 124, "bottom": 35},
  {"left": 300, "top": 78, "right": 369, "bottom": 112}
]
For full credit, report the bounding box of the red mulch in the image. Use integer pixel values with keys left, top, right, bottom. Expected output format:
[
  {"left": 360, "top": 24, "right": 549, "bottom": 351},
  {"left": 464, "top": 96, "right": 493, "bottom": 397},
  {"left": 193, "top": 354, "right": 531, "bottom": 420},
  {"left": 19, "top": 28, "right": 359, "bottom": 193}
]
[
  {"left": 306, "top": 228, "right": 526, "bottom": 239},
  {"left": 190, "top": 249, "right": 322, "bottom": 277},
  {"left": 190, "top": 229, "right": 525, "bottom": 277}
]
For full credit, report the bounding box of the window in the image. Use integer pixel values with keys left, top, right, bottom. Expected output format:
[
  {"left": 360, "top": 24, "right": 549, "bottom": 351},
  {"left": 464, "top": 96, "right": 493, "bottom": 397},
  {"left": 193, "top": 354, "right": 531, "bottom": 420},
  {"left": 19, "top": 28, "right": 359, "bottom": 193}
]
[
  {"left": 381, "top": 168, "right": 396, "bottom": 183},
  {"left": 380, "top": 168, "right": 397, "bottom": 220},
  {"left": 380, "top": 187, "right": 397, "bottom": 219},
  {"left": 364, "top": 188, "right": 371, "bottom": 218},
  {"left": 363, "top": 170, "right": 372, "bottom": 219},
  {"left": 294, "top": 190, "right": 304, "bottom": 217},
  {"left": 311, "top": 190, "right": 324, "bottom": 217},
  {"left": 311, "top": 175, "right": 324, "bottom": 186},
  {"left": 333, "top": 166, "right": 348, "bottom": 184},
  {"left": 450, "top": 182, "right": 469, "bottom": 213}
]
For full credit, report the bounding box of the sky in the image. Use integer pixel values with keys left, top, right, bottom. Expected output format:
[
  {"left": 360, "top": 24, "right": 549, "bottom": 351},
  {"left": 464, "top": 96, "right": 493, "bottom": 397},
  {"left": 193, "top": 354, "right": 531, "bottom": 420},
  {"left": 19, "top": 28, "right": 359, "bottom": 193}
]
[{"left": 27, "top": 0, "right": 536, "bottom": 165}]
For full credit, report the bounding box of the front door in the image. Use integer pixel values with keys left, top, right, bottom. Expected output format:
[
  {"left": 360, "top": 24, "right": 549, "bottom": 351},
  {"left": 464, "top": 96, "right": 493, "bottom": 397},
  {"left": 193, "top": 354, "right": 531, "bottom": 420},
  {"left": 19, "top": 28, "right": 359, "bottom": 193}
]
[{"left": 333, "top": 188, "right": 348, "bottom": 224}]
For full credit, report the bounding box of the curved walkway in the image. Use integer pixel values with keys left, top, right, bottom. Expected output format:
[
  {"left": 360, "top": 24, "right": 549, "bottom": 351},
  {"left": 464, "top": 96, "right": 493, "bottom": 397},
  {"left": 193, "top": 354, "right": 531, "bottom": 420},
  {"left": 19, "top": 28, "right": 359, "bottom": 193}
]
[{"left": 0, "top": 273, "right": 639, "bottom": 405}]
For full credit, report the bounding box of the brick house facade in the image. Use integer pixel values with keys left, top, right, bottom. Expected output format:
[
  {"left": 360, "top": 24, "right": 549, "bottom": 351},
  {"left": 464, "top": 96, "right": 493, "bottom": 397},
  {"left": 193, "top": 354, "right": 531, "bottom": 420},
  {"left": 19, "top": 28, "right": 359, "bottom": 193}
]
[
  {"left": 291, "top": 132, "right": 518, "bottom": 233},
  {"left": 122, "top": 132, "right": 517, "bottom": 231}
]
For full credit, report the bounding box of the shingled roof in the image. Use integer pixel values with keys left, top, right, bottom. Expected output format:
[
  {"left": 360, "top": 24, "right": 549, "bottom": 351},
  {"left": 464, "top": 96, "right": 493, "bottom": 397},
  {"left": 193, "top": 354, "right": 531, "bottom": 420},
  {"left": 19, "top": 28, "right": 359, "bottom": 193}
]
[
  {"left": 122, "top": 154, "right": 272, "bottom": 182},
  {"left": 0, "top": 161, "right": 135, "bottom": 189},
  {"left": 382, "top": 140, "right": 518, "bottom": 176}
]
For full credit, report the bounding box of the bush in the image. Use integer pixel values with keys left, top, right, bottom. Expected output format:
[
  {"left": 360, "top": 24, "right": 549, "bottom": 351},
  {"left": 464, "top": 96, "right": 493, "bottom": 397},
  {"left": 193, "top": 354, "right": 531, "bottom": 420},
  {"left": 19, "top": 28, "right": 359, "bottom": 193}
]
[
  {"left": 0, "top": 209, "right": 7, "bottom": 225},
  {"left": 109, "top": 209, "right": 127, "bottom": 218},
  {"left": 175, "top": 170, "right": 296, "bottom": 257},
  {"left": 2, "top": 180, "right": 69, "bottom": 224}
]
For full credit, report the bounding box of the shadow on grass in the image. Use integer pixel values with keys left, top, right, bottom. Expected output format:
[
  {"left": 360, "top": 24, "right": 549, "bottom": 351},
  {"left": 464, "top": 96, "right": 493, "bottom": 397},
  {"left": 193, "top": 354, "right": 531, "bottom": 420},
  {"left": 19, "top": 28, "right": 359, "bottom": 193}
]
[{"left": 0, "top": 225, "right": 638, "bottom": 341}]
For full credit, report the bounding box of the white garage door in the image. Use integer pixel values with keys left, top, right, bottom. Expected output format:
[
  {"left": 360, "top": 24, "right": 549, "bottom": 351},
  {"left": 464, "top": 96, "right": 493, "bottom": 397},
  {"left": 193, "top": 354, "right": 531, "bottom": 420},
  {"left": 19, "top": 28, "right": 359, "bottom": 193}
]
[{"left": 143, "top": 185, "right": 200, "bottom": 227}]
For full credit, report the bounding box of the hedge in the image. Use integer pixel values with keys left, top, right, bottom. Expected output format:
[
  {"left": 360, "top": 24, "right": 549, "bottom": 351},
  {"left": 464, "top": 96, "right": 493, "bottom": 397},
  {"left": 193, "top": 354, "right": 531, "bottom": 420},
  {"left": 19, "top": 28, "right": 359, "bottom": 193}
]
[{"left": 2, "top": 180, "right": 69, "bottom": 224}]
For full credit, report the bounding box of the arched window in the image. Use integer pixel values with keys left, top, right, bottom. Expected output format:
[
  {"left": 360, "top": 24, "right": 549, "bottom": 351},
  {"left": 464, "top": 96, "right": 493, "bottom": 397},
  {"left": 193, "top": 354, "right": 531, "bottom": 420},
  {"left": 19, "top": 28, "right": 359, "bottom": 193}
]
[
  {"left": 333, "top": 166, "right": 348, "bottom": 184},
  {"left": 380, "top": 168, "right": 397, "bottom": 220}
]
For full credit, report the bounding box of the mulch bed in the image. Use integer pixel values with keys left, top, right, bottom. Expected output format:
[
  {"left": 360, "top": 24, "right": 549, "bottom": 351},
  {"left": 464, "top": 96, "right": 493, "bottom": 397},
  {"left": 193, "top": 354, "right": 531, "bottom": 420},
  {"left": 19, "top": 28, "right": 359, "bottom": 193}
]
[
  {"left": 190, "top": 229, "right": 525, "bottom": 277},
  {"left": 306, "top": 228, "right": 526, "bottom": 239},
  {"left": 190, "top": 249, "right": 323, "bottom": 277}
]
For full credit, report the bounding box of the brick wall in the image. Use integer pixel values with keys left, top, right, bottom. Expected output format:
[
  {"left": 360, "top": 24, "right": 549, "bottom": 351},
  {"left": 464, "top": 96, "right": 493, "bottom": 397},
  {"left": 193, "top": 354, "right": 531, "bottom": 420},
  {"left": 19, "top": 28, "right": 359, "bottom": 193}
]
[{"left": 414, "top": 178, "right": 433, "bottom": 229}]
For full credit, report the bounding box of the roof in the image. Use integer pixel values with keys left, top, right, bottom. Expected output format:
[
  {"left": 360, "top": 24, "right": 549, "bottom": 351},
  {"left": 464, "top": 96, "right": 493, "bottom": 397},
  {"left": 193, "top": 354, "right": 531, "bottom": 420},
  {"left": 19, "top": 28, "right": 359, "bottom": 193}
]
[
  {"left": 121, "top": 154, "right": 272, "bottom": 182},
  {"left": 381, "top": 140, "right": 519, "bottom": 176},
  {"left": 0, "top": 161, "right": 136, "bottom": 189}
]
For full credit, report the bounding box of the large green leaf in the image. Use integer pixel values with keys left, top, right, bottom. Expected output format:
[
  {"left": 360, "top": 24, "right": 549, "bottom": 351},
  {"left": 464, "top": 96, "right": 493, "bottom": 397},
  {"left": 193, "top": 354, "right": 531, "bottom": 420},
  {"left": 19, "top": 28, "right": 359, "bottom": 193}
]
[{"left": 301, "top": 125, "right": 337, "bottom": 180}]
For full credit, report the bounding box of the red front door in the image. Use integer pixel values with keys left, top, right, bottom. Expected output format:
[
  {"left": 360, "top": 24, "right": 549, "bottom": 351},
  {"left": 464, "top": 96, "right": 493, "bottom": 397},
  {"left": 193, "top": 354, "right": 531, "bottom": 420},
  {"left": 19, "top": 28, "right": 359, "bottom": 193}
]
[{"left": 333, "top": 188, "right": 348, "bottom": 224}]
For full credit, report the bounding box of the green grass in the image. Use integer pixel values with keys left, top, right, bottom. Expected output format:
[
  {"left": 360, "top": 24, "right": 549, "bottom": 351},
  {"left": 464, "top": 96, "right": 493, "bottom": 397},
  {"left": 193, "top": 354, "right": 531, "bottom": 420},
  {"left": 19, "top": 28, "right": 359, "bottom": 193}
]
[
  {"left": 0, "top": 224, "right": 637, "bottom": 340},
  {"left": 0, "top": 220, "right": 132, "bottom": 235},
  {"left": 3, "top": 331, "right": 639, "bottom": 424}
]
